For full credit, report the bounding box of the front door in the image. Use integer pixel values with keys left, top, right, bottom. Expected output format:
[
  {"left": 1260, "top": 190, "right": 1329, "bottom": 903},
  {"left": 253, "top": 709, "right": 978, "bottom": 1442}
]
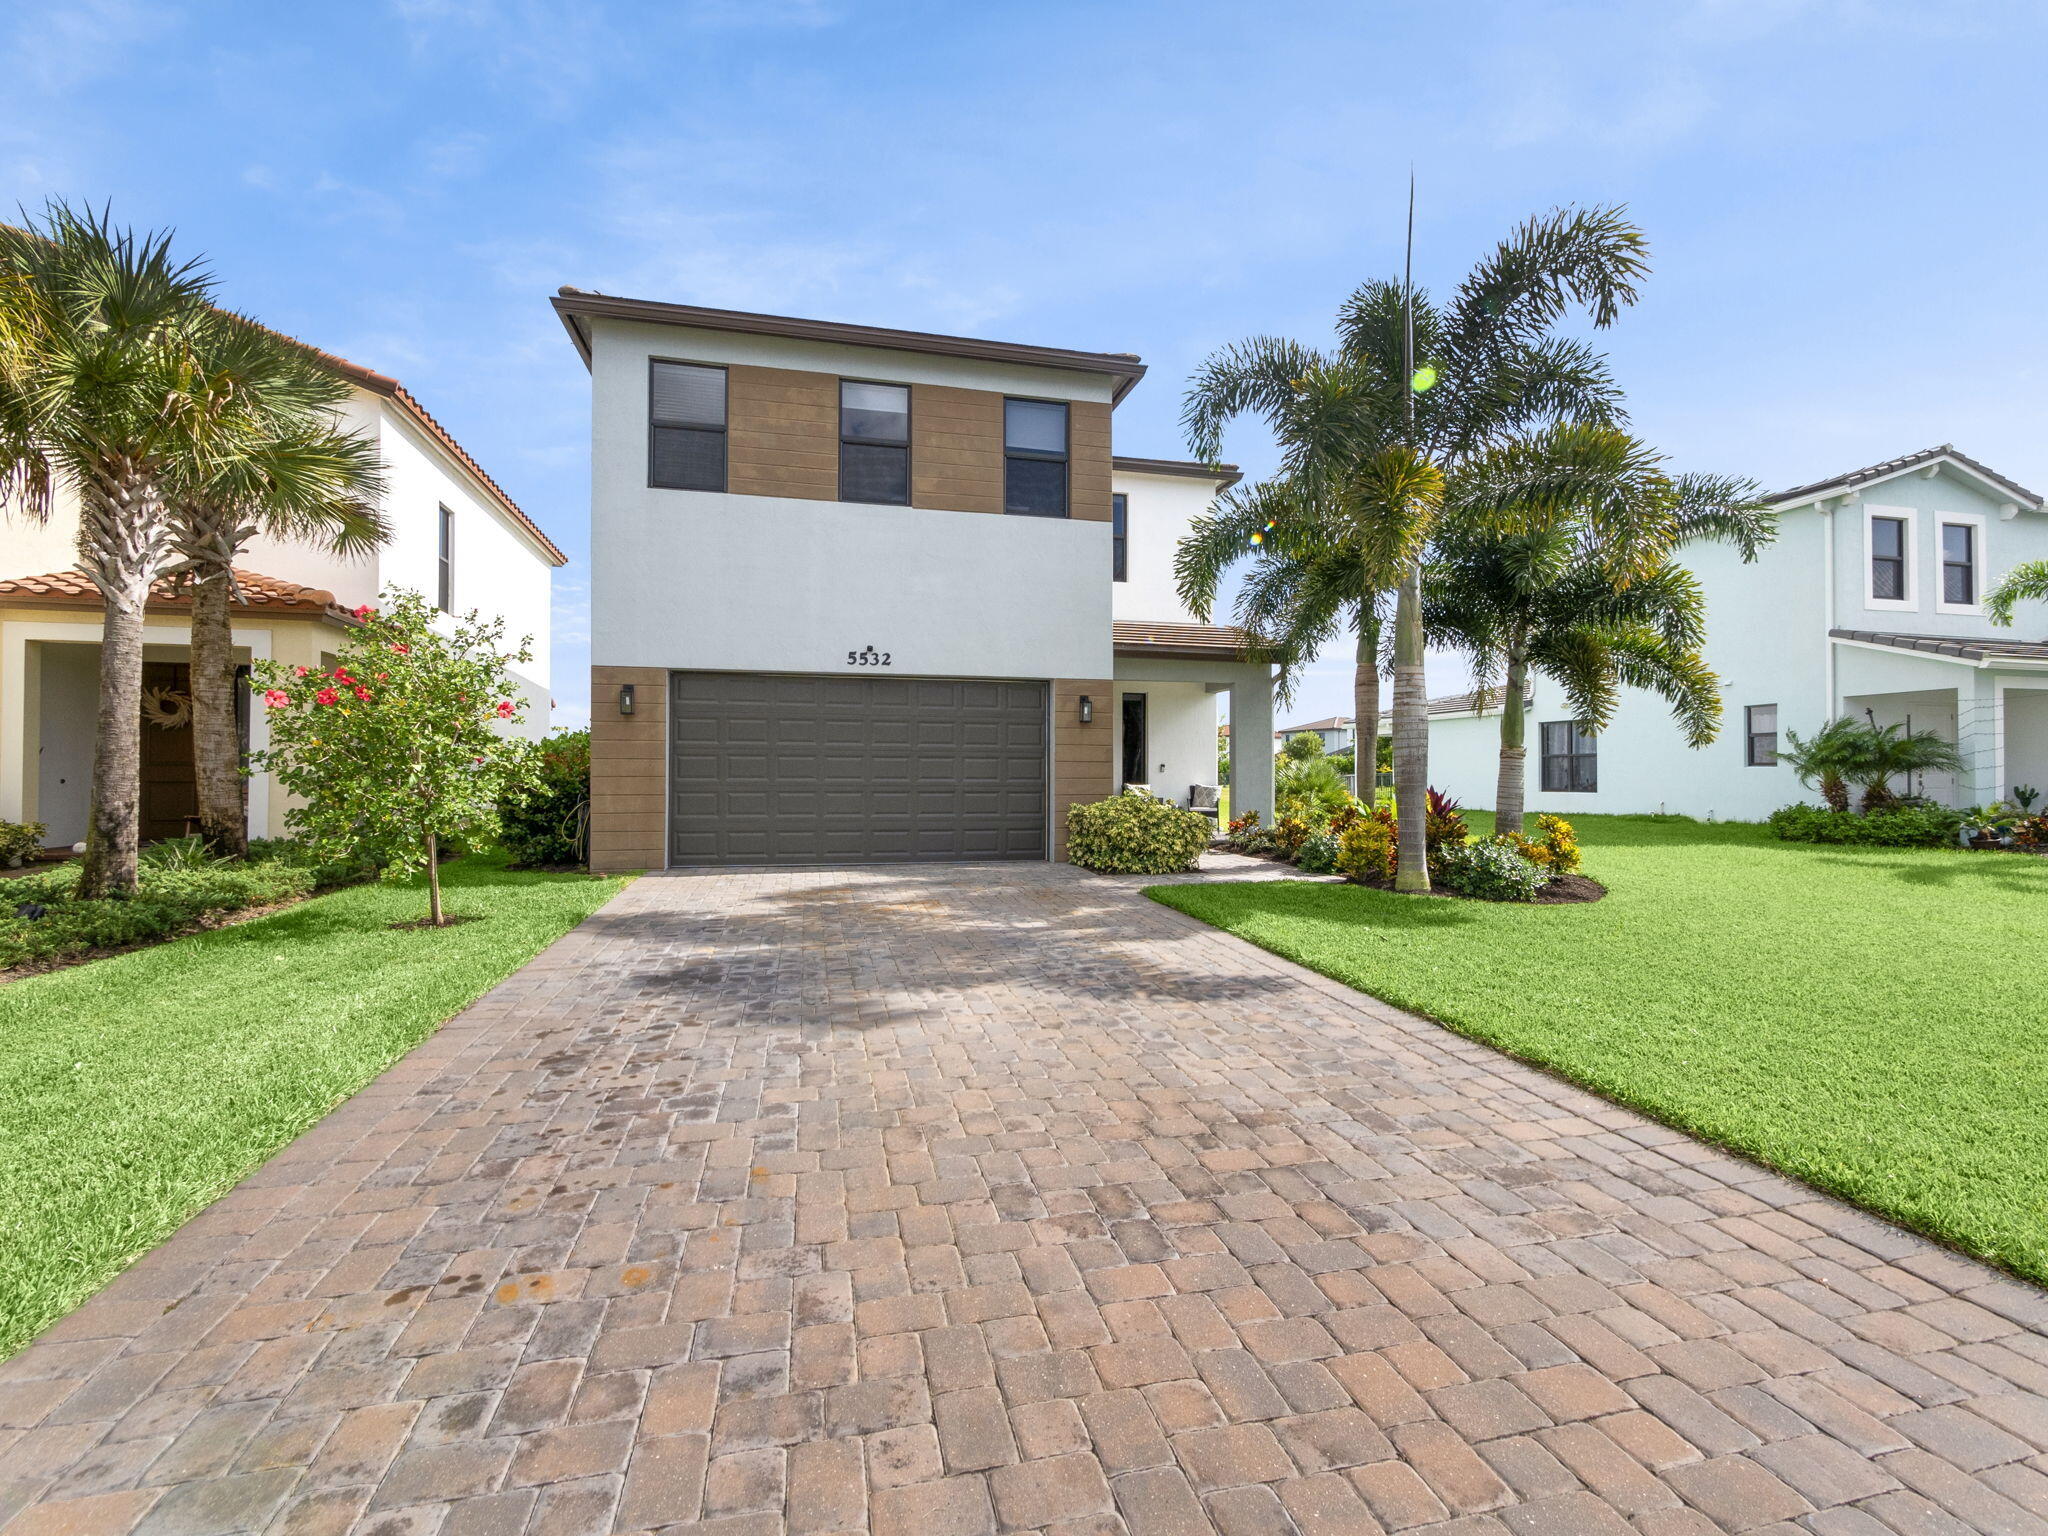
[
  {"left": 1121, "top": 693, "right": 1147, "bottom": 787},
  {"left": 139, "top": 660, "right": 198, "bottom": 842}
]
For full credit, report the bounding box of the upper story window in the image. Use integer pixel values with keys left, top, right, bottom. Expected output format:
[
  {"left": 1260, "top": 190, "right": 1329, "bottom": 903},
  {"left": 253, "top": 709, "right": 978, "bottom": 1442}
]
[
  {"left": 1539, "top": 721, "right": 1597, "bottom": 792},
  {"left": 649, "top": 361, "right": 727, "bottom": 492},
  {"left": 436, "top": 504, "right": 453, "bottom": 613},
  {"left": 1745, "top": 704, "right": 1777, "bottom": 766},
  {"left": 840, "top": 381, "right": 910, "bottom": 505},
  {"left": 1004, "top": 399, "right": 1068, "bottom": 517},
  {"left": 1112, "top": 493, "right": 1128, "bottom": 581},
  {"left": 1940, "top": 519, "right": 1979, "bottom": 608},
  {"left": 1866, "top": 510, "right": 1912, "bottom": 607}
]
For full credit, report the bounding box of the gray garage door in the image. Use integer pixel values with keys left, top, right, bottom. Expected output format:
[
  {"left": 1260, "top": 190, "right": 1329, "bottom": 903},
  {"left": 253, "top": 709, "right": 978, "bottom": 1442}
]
[{"left": 668, "top": 672, "right": 1048, "bottom": 866}]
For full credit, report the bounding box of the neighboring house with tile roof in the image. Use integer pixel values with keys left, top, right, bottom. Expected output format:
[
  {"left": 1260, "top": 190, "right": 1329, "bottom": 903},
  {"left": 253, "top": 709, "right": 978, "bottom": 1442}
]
[
  {"left": 1, "top": 364, "right": 563, "bottom": 848},
  {"left": 1274, "top": 715, "right": 1357, "bottom": 754},
  {"left": 553, "top": 288, "right": 1272, "bottom": 869},
  {"left": 1426, "top": 445, "right": 2048, "bottom": 819}
]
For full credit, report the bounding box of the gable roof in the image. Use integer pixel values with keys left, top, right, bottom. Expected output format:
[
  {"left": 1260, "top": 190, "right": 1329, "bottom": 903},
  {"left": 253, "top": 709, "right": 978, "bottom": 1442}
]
[
  {"left": 0, "top": 567, "right": 360, "bottom": 625},
  {"left": 1277, "top": 717, "right": 1353, "bottom": 734},
  {"left": 552, "top": 288, "right": 1149, "bottom": 403},
  {"left": 315, "top": 353, "right": 566, "bottom": 566},
  {"left": 1770, "top": 444, "right": 2042, "bottom": 512}
]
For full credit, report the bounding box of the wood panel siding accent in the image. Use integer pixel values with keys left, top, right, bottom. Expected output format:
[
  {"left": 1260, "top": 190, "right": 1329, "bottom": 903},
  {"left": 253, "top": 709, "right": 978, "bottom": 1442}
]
[
  {"left": 910, "top": 384, "right": 1004, "bottom": 514},
  {"left": 726, "top": 365, "right": 839, "bottom": 501},
  {"left": 1069, "top": 400, "right": 1114, "bottom": 523},
  {"left": 1051, "top": 678, "right": 1114, "bottom": 862},
  {"left": 590, "top": 665, "right": 668, "bottom": 872}
]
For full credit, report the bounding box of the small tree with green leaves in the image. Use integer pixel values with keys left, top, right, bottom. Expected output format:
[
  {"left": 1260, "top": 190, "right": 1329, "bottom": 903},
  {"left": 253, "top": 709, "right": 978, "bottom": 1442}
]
[
  {"left": 1281, "top": 731, "right": 1327, "bottom": 762},
  {"left": 251, "top": 588, "right": 537, "bottom": 925}
]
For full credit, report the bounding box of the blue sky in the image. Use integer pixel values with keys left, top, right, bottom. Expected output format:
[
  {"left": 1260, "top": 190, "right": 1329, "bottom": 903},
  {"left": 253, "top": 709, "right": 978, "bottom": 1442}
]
[{"left": 9, "top": 0, "right": 2046, "bottom": 729}]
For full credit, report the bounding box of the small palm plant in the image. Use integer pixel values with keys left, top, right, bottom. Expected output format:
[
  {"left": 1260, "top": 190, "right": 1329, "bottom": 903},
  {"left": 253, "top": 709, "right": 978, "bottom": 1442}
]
[
  {"left": 1777, "top": 718, "right": 1865, "bottom": 813},
  {"left": 1851, "top": 723, "right": 1965, "bottom": 811}
]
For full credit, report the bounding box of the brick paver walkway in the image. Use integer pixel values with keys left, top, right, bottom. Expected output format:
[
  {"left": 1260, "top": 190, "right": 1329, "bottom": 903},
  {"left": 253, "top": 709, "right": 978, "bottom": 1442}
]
[{"left": 6, "top": 864, "right": 2048, "bottom": 1536}]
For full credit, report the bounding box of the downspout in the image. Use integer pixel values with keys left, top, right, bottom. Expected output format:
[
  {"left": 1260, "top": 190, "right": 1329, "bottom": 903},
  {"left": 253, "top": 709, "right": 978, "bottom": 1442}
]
[{"left": 1821, "top": 498, "right": 1838, "bottom": 717}]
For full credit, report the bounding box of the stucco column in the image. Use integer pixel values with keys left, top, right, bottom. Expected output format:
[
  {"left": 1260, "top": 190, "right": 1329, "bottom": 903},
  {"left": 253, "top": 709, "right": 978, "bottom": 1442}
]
[
  {"left": 1957, "top": 671, "right": 2003, "bottom": 807},
  {"left": 1230, "top": 664, "right": 1275, "bottom": 824}
]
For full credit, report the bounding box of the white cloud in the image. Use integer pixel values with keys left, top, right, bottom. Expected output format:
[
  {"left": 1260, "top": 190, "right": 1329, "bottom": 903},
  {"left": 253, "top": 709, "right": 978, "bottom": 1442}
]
[{"left": 6, "top": 0, "right": 176, "bottom": 95}]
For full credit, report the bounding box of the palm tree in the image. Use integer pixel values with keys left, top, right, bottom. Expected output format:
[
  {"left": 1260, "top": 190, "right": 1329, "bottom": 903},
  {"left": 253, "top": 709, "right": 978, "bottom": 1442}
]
[
  {"left": 1777, "top": 718, "right": 1863, "bottom": 813},
  {"left": 164, "top": 314, "right": 386, "bottom": 858},
  {"left": 1850, "top": 722, "right": 1965, "bottom": 811},
  {"left": 1988, "top": 560, "right": 2048, "bottom": 627},
  {"left": 1430, "top": 424, "right": 1774, "bottom": 832},
  {"left": 0, "top": 204, "right": 221, "bottom": 897},
  {"left": 1182, "top": 206, "right": 1650, "bottom": 890}
]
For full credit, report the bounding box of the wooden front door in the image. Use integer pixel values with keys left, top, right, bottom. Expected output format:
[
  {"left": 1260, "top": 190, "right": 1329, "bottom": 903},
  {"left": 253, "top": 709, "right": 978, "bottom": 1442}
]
[{"left": 139, "top": 660, "right": 198, "bottom": 843}]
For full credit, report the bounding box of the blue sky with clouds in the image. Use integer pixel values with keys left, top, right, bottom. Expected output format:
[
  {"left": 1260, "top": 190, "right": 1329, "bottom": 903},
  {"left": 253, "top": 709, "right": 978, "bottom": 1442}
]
[{"left": 9, "top": 0, "right": 2045, "bottom": 727}]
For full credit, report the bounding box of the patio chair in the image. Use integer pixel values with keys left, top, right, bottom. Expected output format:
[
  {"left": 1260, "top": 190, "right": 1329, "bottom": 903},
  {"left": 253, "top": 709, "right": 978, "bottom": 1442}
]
[{"left": 1189, "top": 784, "right": 1221, "bottom": 821}]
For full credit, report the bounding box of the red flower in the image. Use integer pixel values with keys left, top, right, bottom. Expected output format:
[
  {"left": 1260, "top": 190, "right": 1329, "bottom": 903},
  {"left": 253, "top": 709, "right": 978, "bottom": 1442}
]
[
  {"left": 495, "top": 700, "right": 516, "bottom": 718},
  {"left": 375, "top": 672, "right": 388, "bottom": 680},
  {"left": 293, "top": 665, "right": 308, "bottom": 678},
  {"left": 351, "top": 604, "right": 372, "bottom": 619},
  {"left": 315, "top": 687, "right": 340, "bottom": 706},
  {"left": 353, "top": 685, "right": 372, "bottom": 701},
  {"left": 262, "top": 688, "right": 290, "bottom": 707},
  {"left": 333, "top": 667, "right": 353, "bottom": 683},
  {"left": 391, "top": 643, "right": 410, "bottom": 654}
]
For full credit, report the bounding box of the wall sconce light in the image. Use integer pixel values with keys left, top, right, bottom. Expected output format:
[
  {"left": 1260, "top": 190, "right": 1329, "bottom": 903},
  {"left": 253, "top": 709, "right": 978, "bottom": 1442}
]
[
  {"left": 1078, "top": 695, "right": 1094, "bottom": 724},
  {"left": 618, "top": 683, "right": 636, "bottom": 716}
]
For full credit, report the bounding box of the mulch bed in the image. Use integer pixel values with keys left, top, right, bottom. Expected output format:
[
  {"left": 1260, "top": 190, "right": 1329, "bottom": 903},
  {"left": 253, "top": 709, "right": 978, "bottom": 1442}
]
[{"left": 1225, "top": 847, "right": 1608, "bottom": 904}]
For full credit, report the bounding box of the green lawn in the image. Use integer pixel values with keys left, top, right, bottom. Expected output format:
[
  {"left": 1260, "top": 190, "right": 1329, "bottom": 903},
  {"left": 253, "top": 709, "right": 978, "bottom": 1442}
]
[
  {"left": 0, "top": 854, "right": 630, "bottom": 1359},
  {"left": 1152, "top": 814, "right": 2048, "bottom": 1281}
]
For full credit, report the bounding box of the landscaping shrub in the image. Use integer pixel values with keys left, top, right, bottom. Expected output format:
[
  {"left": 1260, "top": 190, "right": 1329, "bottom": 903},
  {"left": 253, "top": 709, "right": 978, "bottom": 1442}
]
[
  {"left": 1272, "top": 815, "right": 1313, "bottom": 858},
  {"left": 1, "top": 858, "right": 317, "bottom": 969},
  {"left": 0, "top": 821, "right": 44, "bottom": 868},
  {"left": 499, "top": 730, "right": 591, "bottom": 867},
  {"left": 1067, "top": 791, "right": 1213, "bottom": 874},
  {"left": 1434, "top": 837, "right": 1551, "bottom": 902},
  {"left": 1769, "top": 802, "right": 1965, "bottom": 848},
  {"left": 1296, "top": 831, "right": 1341, "bottom": 874},
  {"left": 1276, "top": 756, "right": 1354, "bottom": 824},
  {"left": 1336, "top": 816, "right": 1396, "bottom": 882},
  {"left": 1534, "top": 813, "right": 1581, "bottom": 873},
  {"left": 1423, "top": 789, "right": 1470, "bottom": 868}
]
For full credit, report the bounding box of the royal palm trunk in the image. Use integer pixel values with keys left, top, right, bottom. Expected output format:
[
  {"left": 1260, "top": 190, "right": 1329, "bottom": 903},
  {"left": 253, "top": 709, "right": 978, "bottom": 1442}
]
[
  {"left": 188, "top": 568, "right": 248, "bottom": 858},
  {"left": 1353, "top": 609, "right": 1380, "bottom": 788},
  {"left": 1494, "top": 650, "right": 1529, "bottom": 837},
  {"left": 1391, "top": 562, "right": 1430, "bottom": 893}
]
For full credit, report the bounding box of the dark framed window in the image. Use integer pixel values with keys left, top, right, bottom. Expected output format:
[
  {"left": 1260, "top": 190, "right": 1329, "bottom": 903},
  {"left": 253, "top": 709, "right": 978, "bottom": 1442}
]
[
  {"left": 840, "top": 380, "right": 910, "bottom": 505},
  {"left": 1942, "top": 522, "right": 1977, "bottom": 605},
  {"left": 1870, "top": 515, "right": 1907, "bottom": 601},
  {"left": 1745, "top": 704, "right": 1778, "bottom": 766},
  {"left": 1004, "top": 398, "right": 1068, "bottom": 517},
  {"left": 1539, "top": 721, "right": 1597, "bottom": 793},
  {"left": 1112, "top": 493, "right": 1128, "bottom": 581},
  {"left": 436, "top": 504, "right": 453, "bottom": 613},
  {"left": 649, "top": 360, "right": 727, "bottom": 492}
]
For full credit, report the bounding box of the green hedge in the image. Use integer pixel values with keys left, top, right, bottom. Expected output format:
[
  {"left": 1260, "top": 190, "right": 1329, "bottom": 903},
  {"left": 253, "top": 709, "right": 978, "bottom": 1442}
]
[
  {"left": 499, "top": 730, "right": 590, "bottom": 867},
  {"left": 2, "top": 860, "right": 320, "bottom": 969},
  {"left": 1066, "top": 792, "right": 1213, "bottom": 874},
  {"left": 1768, "top": 802, "right": 1964, "bottom": 848}
]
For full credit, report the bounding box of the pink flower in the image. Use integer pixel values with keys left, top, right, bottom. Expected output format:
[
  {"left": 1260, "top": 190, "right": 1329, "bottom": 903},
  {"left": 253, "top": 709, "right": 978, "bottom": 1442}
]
[
  {"left": 262, "top": 689, "right": 290, "bottom": 707},
  {"left": 351, "top": 604, "right": 372, "bottom": 619},
  {"left": 495, "top": 700, "right": 515, "bottom": 718},
  {"left": 390, "top": 643, "right": 410, "bottom": 654},
  {"left": 315, "top": 687, "right": 340, "bottom": 706},
  {"left": 293, "top": 665, "right": 308, "bottom": 678}
]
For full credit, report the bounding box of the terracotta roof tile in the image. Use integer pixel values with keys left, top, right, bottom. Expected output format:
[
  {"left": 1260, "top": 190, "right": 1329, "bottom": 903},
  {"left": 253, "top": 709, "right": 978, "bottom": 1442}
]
[{"left": 0, "top": 567, "right": 360, "bottom": 623}]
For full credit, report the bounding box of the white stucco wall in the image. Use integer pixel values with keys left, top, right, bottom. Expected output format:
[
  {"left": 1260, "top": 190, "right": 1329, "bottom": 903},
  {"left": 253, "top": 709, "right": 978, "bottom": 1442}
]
[
  {"left": 1111, "top": 679, "right": 1219, "bottom": 807},
  {"left": 2006, "top": 685, "right": 2048, "bottom": 800},
  {"left": 1110, "top": 468, "right": 1228, "bottom": 625},
  {"left": 586, "top": 316, "right": 1112, "bottom": 684},
  {"left": 1832, "top": 470, "right": 2048, "bottom": 640}
]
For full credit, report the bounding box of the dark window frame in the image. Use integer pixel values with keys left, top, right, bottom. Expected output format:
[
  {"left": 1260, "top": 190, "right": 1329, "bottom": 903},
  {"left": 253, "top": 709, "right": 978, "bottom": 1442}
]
[
  {"left": 1003, "top": 396, "right": 1069, "bottom": 518},
  {"left": 1744, "top": 704, "right": 1778, "bottom": 767},
  {"left": 1870, "top": 514, "right": 1907, "bottom": 602},
  {"left": 1539, "top": 720, "right": 1598, "bottom": 793},
  {"left": 1111, "top": 492, "right": 1128, "bottom": 581},
  {"left": 436, "top": 504, "right": 454, "bottom": 613},
  {"left": 1941, "top": 520, "right": 1977, "bottom": 606},
  {"left": 837, "top": 377, "right": 912, "bottom": 506},
  {"left": 647, "top": 357, "right": 729, "bottom": 493}
]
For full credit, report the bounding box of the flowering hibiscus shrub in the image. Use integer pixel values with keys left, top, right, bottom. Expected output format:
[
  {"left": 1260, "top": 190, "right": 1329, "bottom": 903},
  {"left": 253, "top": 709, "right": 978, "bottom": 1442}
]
[{"left": 251, "top": 588, "right": 540, "bottom": 926}]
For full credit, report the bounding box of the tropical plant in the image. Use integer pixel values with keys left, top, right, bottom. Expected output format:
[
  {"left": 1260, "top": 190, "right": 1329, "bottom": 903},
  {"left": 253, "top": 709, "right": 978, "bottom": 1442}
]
[
  {"left": 1427, "top": 425, "right": 1772, "bottom": 833},
  {"left": 1768, "top": 802, "right": 1965, "bottom": 848},
  {"left": 1275, "top": 755, "right": 1353, "bottom": 824},
  {"left": 2015, "top": 784, "right": 2041, "bottom": 811},
  {"left": 1434, "top": 838, "right": 1551, "bottom": 901},
  {"left": 0, "top": 205, "right": 224, "bottom": 897},
  {"left": 1987, "top": 559, "right": 2048, "bottom": 627},
  {"left": 499, "top": 729, "right": 592, "bottom": 867},
  {"left": 1847, "top": 723, "right": 1966, "bottom": 811},
  {"left": 1777, "top": 718, "right": 1865, "bottom": 813},
  {"left": 1326, "top": 749, "right": 1356, "bottom": 775},
  {"left": 251, "top": 588, "right": 538, "bottom": 925},
  {"left": 0, "top": 821, "right": 45, "bottom": 868},
  {"left": 1179, "top": 204, "right": 1651, "bottom": 891},
  {"left": 1066, "top": 789, "right": 1213, "bottom": 874},
  {"left": 1281, "top": 731, "right": 1326, "bottom": 762},
  {"left": 1296, "top": 831, "right": 1341, "bottom": 874},
  {"left": 1336, "top": 815, "right": 1397, "bottom": 882},
  {"left": 163, "top": 319, "right": 387, "bottom": 858}
]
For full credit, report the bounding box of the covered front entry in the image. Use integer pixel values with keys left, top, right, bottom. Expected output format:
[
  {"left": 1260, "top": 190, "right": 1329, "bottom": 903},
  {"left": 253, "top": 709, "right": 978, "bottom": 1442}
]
[{"left": 667, "top": 671, "right": 1049, "bottom": 866}]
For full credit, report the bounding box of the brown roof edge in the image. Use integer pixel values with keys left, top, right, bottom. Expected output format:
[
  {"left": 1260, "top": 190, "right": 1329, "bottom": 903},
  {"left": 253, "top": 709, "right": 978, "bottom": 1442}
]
[
  {"left": 1111, "top": 620, "right": 1254, "bottom": 660},
  {"left": 1771, "top": 443, "right": 2043, "bottom": 511},
  {"left": 552, "top": 288, "right": 1149, "bottom": 403},
  {"left": 0, "top": 567, "right": 362, "bottom": 625},
  {"left": 1112, "top": 455, "right": 1244, "bottom": 490},
  {"left": 316, "top": 354, "right": 567, "bottom": 567}
]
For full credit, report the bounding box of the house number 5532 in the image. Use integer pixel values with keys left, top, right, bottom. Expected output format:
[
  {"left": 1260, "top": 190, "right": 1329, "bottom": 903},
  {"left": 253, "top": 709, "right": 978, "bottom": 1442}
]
[{"left": 846, "top": 645, "right": 892, "bottom": 667}]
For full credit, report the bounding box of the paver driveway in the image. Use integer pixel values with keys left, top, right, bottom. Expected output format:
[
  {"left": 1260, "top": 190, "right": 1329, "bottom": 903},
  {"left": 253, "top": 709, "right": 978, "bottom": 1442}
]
[{"left": 5, "top": 864, "right": 2048, "bottom": 1536}]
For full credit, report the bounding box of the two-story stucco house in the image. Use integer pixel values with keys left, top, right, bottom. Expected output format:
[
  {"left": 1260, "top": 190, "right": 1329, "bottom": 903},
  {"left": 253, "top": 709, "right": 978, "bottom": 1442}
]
[
  {"left": 1275, "top": 716, "right": 1357, "bottom": 754},
  {"left": 553, "top": 290, "right": 1273, "bottom": 872},
  {"left": 1427, "top": 445, "right": 2048, "bottom": 820},
  {"left": 0, "top": 353, "right": 564, "bottom": 848}
]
